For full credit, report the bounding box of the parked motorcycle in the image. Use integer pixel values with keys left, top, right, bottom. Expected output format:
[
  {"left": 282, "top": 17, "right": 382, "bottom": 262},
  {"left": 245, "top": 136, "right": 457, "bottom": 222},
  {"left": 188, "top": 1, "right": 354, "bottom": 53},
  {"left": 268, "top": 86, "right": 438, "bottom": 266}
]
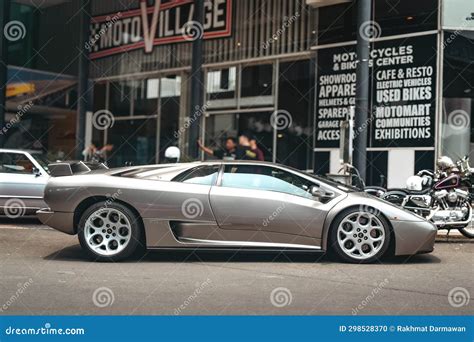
[
  {"left": 338, "top": 163, "right": 386, "bottom": 197},
  {"left": 382, "top": 156, "right": 473, "bottom": 238}
]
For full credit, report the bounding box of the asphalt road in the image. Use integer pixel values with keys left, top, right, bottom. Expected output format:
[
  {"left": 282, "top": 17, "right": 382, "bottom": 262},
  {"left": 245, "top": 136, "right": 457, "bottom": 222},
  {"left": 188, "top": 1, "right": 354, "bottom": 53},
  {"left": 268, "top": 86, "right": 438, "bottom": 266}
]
[{"left": 0, "top": 218, "right": 472, "bottom": 316}]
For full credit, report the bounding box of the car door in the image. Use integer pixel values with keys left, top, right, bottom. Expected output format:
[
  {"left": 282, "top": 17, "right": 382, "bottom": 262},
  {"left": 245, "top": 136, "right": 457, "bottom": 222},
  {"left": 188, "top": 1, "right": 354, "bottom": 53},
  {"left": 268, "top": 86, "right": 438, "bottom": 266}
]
[
  {"left": 0, "top": 152, "right": 48, "bottom": 210},
  {"left": 209, "top": 164, "right": 332, "bottom": 239}
]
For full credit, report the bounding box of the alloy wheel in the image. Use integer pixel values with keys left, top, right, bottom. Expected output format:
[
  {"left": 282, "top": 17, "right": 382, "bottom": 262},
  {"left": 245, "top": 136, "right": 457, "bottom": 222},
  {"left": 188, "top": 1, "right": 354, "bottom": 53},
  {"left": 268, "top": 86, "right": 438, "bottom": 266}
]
[
  {"left": 83, "top": 207, "right": 132, "bottom": 257},
  {"left": 336, "top": 211, "right": 385, "bottom": 260}
]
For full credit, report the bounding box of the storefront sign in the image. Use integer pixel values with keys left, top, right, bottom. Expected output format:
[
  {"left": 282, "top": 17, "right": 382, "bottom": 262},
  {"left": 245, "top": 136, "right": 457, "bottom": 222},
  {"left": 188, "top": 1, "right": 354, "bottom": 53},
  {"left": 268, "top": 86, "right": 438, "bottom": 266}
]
[
  {"left": 370, "top": 36, "right": 437, "bottom": 148},
  {"left": 89, "top": 0, "right": 232, "bottom": 60},
  {"left": 315, "top": 35, "right": 437, "bottom": 148}
]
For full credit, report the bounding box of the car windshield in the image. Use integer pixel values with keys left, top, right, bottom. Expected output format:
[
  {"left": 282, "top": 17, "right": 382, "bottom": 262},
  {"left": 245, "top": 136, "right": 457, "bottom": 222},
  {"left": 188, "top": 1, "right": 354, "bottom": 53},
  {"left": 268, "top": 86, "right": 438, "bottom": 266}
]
[
  {"left": 307, "top": 173, "right": 359, "bottom": 192},
  {"left": 280, "top": 164, "right": 357, "bottom": 192}
]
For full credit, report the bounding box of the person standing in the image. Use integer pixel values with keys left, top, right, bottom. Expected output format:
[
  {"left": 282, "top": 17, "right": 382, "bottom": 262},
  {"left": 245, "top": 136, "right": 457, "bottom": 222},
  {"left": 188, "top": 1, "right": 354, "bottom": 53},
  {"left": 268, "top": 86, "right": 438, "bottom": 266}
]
[
  {"left": 249, "top": 134, "right": 264, "bottom": 161},
  {"left": 235, "top": 132, "right": 257, "bottom": 160},
  {"left": 197, "top": 137, "right": 237, "bottom": 160}
]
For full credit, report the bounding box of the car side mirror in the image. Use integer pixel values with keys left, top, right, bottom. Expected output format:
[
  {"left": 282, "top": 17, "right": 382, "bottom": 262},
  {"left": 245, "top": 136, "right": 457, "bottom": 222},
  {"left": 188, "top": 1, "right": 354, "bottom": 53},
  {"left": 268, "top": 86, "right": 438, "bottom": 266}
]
[
  {"left": 310, "top": 185, "right": 334, "bottom": 200},
  {"left": 33, "top": 167, "right": 42, "bottom": 177}
]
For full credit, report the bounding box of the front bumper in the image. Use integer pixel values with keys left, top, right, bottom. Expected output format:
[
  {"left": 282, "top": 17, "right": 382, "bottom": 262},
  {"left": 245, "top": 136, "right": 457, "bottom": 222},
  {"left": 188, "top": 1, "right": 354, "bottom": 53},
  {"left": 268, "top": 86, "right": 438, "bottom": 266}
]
[
  {"left": 36, "top": 208, "right": 75, "bottom": 235},
  {"left": 392, "top": 219, "right": 437, "bottom": 256}
]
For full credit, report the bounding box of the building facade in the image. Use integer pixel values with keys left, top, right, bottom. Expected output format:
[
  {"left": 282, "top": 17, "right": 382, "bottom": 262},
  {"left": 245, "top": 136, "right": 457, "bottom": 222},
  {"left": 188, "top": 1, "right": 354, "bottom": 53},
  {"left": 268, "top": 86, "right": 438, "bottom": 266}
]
[{"left": 5, "top": 0, "right": 474, "bottom": 187}]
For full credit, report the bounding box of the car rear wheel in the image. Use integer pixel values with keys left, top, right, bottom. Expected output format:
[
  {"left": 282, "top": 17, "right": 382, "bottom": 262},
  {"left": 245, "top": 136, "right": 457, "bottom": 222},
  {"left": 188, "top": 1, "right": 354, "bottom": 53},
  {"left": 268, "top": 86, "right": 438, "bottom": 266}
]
[
  {"left": 330, "top": 208, "right": 391, "bottom": 263},
  {"left": 78, "top": 202, "right": 143, "bottom": 261}
]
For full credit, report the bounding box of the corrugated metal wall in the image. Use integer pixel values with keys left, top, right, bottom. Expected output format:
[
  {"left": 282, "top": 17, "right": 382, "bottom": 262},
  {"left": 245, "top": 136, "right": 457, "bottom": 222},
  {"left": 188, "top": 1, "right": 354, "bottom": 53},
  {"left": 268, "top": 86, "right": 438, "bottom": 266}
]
[{"left": 89, "top": 0, "right": 316, "bottom": 79}]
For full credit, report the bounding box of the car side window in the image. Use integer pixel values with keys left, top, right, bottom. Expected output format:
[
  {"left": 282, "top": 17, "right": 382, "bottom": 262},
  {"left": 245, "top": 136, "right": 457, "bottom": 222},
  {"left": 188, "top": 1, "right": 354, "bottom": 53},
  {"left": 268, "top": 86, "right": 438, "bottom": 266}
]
[
  {"left": 0, "top": 153, "right": 35, "bottom": 174},
  {"left": 173, "top": 165, "right": 220, "bottom": 185},
  {"left": 221, "top": 165, "right": 314, "bottom": 199}
]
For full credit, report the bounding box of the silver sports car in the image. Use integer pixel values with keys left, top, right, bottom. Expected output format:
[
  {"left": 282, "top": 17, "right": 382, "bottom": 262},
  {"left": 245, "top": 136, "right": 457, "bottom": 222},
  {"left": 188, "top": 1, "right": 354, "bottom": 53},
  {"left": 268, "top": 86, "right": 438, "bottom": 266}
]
[{"left": 37, "top": 161, "right": 437, "bottom": 263}]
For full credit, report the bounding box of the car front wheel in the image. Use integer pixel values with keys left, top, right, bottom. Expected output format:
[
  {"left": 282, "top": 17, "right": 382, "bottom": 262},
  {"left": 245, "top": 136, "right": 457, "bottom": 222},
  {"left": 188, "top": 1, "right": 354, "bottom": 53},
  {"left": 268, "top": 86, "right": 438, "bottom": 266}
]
[
  {"left": 78, "top": 202, "right": 143, "bottom": 261},
  {"left": 330, "top": 208, "right": 391, "bottom": 263}
]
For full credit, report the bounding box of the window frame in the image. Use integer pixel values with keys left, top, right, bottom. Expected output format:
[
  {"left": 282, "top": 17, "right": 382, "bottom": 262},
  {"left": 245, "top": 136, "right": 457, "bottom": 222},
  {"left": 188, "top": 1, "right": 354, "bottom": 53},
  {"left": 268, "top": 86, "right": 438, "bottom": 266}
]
[
  {"left": 0, "top": 152, "right": 39, "bottom": 175},
  {"left": 217, "top": 163, "right": 318, "bottom": 199},
  {"left": 172, "top": 164, "right": 222, "bottom": 186}
]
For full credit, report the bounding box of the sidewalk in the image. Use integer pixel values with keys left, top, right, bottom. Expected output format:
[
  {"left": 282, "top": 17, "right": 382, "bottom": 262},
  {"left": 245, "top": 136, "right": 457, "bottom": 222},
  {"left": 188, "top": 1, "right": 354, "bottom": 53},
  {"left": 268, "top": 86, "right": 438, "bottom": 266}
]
[{"left": 436, "top": 228, "right": 473, "bottom": 243}]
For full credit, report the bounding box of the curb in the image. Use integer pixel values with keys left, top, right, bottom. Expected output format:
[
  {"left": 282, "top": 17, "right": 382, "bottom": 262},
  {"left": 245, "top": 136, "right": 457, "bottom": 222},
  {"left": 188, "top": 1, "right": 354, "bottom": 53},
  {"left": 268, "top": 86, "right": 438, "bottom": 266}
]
[{"left": 436, "top": 231, "right": 473, "bottom": 243}]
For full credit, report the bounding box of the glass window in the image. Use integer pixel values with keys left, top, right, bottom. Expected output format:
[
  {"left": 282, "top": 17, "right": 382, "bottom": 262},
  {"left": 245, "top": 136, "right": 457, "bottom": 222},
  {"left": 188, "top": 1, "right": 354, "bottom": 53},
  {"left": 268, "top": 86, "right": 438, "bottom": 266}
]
[
  {"left": 174, "top": 165, "right": 220, "bottom": 185},
  {"left": 317, "top": 3, "right": 357, "bottom": 45},
  {"left": 277, "top": 60, "right": 313, "bottom": 170},
  {"left": 441, "top": 30, "right": 474, "bottom": 162},
  {"left": 109, "top": 81, "right": 132, "bottom": 117},
  {"left": 159, "top": 76, "right": 181, "bottom": 161},
  {"left": 204, "top": 112, "right": 273, "bottom": 162},
  {"left": 317, "top": 0, "right": 438, "bottom": 45},
  {"left": 241, "top": 64, "right": 273, "bottom": 97},
  {"left": 160, "top": 76, "right": 181, "bottom": 98},
  {"left": 133, "top": 79, "right": 158, "bottom": 116},
  {"left": 7, "top": 4, "right": 37, "bottom": 68},
  {"left": 147, "top": 79, "right": 160, "bottom": 99},
  {"left": 374, "top": 0, "right": 438, "bottom": 37},
  {"left": 105, "top": 118, "right": 157, "bottom": 167},
  {"left": 0, "top": 153, "right": 35, "bottom": 174},
  {"left": 207, "top": 67, "right": 237, "bottom": 100},
  {"left": 204, "top": 114, "right": 237, "bottom": 159},
  {"left": 221, "top": 165, "right": 314, "bottom": 199}
]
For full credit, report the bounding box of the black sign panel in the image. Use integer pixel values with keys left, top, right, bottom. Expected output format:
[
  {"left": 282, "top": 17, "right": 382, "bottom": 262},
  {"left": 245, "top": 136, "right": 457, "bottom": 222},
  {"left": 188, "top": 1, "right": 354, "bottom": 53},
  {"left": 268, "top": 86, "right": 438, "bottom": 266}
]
[
  {"left": 315, "top": 34, "right": 437, "bottom": 148},
  {"left": 315, "top": 45, "right": 357, "bottom": 148},
  {"left": 371, "top": 35, "right": 437, "bottom": 148}
]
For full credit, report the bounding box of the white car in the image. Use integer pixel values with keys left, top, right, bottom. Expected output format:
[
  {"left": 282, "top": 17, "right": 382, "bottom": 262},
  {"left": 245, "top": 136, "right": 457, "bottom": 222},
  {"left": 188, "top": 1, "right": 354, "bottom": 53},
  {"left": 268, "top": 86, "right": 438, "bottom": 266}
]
[{"left": 0, "top": 149, "right": 50, "bottom": 217}]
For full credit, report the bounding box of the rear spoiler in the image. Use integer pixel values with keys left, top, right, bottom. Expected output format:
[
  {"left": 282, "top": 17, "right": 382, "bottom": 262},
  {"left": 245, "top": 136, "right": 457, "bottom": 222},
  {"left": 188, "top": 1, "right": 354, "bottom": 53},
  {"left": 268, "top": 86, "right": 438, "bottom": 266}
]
[{"left": 48, "top": 161, "right": 109, "bottom": 177}]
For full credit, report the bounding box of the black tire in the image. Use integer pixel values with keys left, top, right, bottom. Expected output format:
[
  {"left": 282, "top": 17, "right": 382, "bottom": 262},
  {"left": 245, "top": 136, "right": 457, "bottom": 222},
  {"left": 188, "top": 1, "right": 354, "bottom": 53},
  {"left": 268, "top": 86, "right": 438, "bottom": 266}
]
[
  {"left": 78, "top": 201, "right": 144, "bottom": 262},
  {"left": 329, "top": 207, "right": 391, "bottom": 263}
]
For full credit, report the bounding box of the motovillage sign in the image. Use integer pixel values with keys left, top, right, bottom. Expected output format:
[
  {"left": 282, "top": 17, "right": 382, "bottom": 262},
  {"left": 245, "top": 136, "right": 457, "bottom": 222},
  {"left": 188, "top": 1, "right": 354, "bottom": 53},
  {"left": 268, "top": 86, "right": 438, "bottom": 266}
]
[{"left": 88, "top": 0, "right": 233, "bottom": 60}]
